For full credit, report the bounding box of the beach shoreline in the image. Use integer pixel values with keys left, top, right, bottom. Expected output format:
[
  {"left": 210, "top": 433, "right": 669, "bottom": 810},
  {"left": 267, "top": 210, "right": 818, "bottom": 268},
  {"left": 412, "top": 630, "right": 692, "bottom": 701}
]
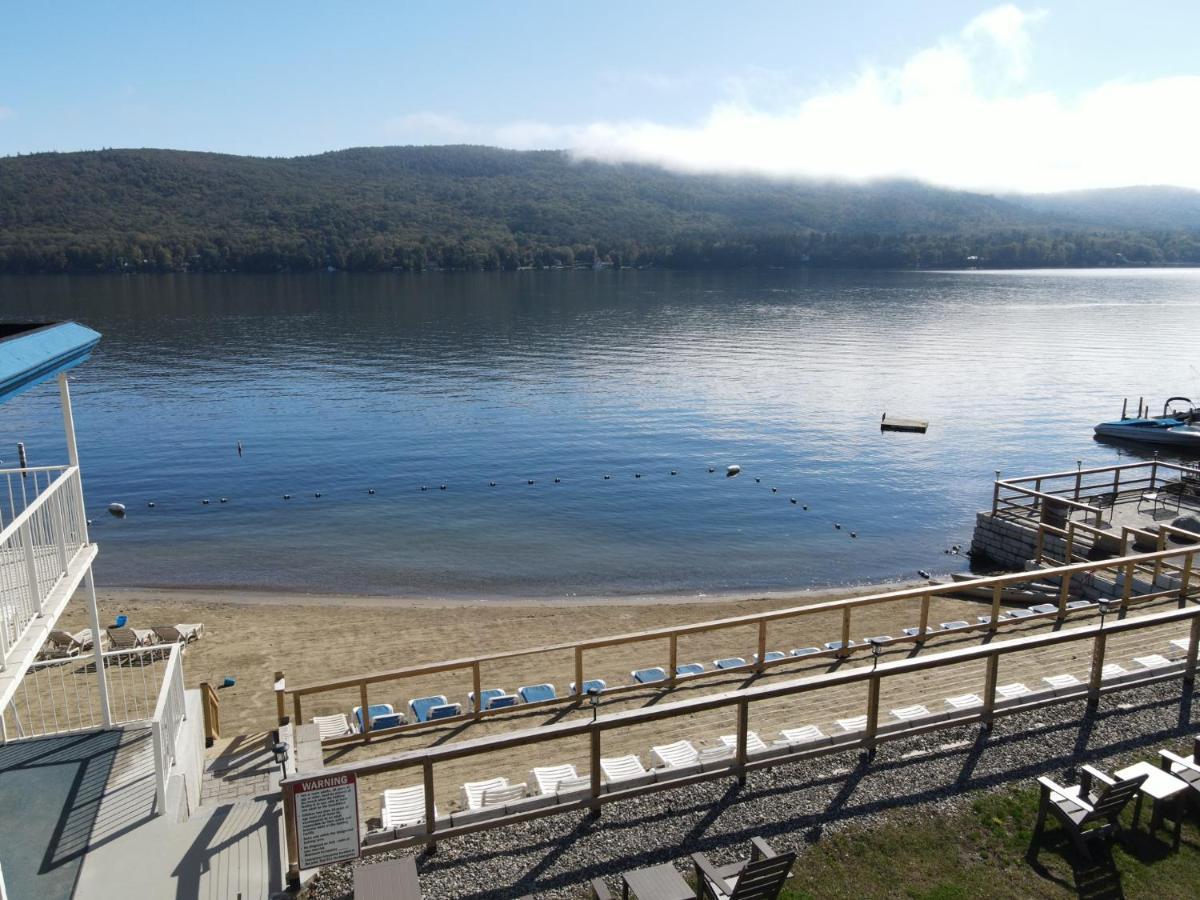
[{"left": 97, "top": 575, "right": 934, "bottom": 610}]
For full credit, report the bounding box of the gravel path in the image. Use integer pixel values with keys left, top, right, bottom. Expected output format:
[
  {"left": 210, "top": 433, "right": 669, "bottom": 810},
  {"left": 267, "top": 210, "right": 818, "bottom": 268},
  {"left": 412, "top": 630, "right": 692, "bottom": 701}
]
[{"left": 304, "top": 681, "right": 1199, "bottom": 899}]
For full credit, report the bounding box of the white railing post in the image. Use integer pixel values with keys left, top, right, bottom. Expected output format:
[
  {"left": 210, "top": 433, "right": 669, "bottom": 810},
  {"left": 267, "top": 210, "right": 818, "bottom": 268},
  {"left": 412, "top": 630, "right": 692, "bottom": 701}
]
[
  {"left": 85, "top": 568, "right": 112, "bottom": 727},
  {"left": 21, "top": 522, "right": 42, "bottom": 616},
  {"left": 152, "top": 721, "right": 166, "bottom": 814}
]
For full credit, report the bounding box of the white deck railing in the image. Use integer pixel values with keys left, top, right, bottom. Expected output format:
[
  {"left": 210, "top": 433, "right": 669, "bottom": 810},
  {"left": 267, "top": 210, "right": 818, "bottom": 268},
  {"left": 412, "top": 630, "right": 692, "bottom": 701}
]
[
  {"left": 0, "top": 465, "right": 88, "bottom": 671},
  {"left": 2, "top": 645, "right": 173, "bottom": 740},
  {"left": 151, "top": 644, "right": 187, "bottom": 814}
]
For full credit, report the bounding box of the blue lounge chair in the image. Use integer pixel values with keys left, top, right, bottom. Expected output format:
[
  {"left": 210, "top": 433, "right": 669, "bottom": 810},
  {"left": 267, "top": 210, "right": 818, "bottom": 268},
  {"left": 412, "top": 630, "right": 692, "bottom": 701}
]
[
  {"left": 676, "top": 662, "right": 704, "bottom": 677},
  {"left": 372, "top": 712, "right": 406, "bottom": 729},
  {"left": 939, "top": 621, "right": 970, "bottom": 631},
  {"left": 518, "top": 683, "right": 557, "bottom": 704},
  {"left": 409, "top": 695, "right": 449, "bottom": 723},
  {"left": 756, "top": 651, "right": 787, "bottom": 664},
  {"left": 1028, "top": 603, "right": 1058, "bottom": 615},
  {"left": 792, "top": 647, "right": 820, "bottom": 657},
  {"left": 824, "top": 640, "right": 855, "bottom": 651},
  {"left": 632, "top": 667, "right": 667, "bottom": 684},
  {"left": 468, "top": 688, "right": 509, "bottom": 712},
  {"left": 353, "top": 703, "right": 398, "bottom": 732},
  {"left": 487, "top": 695, "right": 518, "bottom": 710},
  {"left": 570, "top": 679, "right": 607, "bottom": 695},
  {"left": 714, "top": 657, "right": 747, "bottom": 669},
  {"left": 428, "top": 703, "right": 462, "bottom": 720}
]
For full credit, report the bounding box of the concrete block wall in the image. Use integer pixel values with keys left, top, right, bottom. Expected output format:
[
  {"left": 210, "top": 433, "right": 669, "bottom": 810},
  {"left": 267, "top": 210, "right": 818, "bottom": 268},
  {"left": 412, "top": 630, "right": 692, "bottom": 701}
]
[{"left": 969, "top": 512, "right": 1062, "bottom": 569}]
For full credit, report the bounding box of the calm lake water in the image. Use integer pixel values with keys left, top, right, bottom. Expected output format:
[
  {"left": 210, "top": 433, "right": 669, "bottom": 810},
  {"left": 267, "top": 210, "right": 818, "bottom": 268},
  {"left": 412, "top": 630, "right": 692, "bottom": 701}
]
[{"left": 1, "top": 269, "right": 1198, "bottom": 598}]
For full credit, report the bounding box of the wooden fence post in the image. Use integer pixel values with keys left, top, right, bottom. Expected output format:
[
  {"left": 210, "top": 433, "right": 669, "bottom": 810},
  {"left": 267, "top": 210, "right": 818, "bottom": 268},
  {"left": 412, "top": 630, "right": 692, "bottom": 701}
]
[
  {"left": 574, "top": 647, "right": 584, "bottom": 698},
  {"left": 1087, "top": 631, "right": 1107, "bottom": 707},
  {"left": 590, "top": 725, "right": 603, "bottom": 816},
  {"left": 274, "top": 671, "right": 286, "bottom": 726},
  {"left": 1181, "top": 551, "right": 1195, "bottom": 606},
  {"left": 840, "top": 608, "right": 852, "bottom": 657},
  {"left": 990, "top": 585, "right": 1002, "bottom": 631},
  {"left": 736, "top": 698, "right": 750, "bottom": 785},
  {"left": 359, "top": 682, "right": 371, "bottom": 742},
  {"left": 918, "top": 594, "right": 930, "bottom": 642},
  {"left": 283, "top": 780, "right": 301, "bottom": 889},
  {"left": 982, "top": 655, "right": 999, "bottom": 728},
  {"left": 423, "top": 760, "right": 437, "bottom": 850},
  {"left": 668, "top": 634, "right": 678, "bottom": 686},
  {"left": 756, "top": 621, "right": 768, "bottom": 673},
  {"left": 1186, "top": 615, "right": 1200, "bottom": 687},
  {"left": 864, "top": 674, "right": 880, "bottom": 755},
  {"left": 472, "top": 662, "right": 482, "bottom": 718}
]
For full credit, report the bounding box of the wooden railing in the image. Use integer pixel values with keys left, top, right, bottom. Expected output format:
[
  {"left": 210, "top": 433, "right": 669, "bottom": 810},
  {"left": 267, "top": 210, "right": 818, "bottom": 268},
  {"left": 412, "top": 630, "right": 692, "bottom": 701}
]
[
  {"left": 991, "top": 459, "right": 1200, "bottom": 525},
  {"left": 280, "top": 602, "right": 1200, "bottom": 881},
  {"left": 200, "top": 682, "right": 221, "bottom": 748},
  {"left": 279, "top": 543, "right": 1200, "bottom": 749}
]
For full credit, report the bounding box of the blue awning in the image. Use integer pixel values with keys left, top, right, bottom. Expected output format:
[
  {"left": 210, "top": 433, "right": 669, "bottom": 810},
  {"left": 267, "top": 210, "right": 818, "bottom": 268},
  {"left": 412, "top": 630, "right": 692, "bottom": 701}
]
[{"left": 0, "top": 322, "right": 102, "bottom": 406}]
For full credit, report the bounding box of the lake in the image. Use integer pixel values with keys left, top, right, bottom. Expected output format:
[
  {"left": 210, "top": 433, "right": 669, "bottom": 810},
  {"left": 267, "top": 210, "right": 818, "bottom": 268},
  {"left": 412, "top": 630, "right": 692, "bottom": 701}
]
[{"left": 1, "top": 269, "right": 1197, "bottom": 598}]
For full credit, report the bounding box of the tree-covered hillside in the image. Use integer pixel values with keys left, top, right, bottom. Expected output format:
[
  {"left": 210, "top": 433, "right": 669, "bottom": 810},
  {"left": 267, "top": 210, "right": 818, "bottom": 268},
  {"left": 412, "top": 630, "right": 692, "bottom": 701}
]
[{"left": 2, "top": 146, "right": 1198, "bottom": 273}]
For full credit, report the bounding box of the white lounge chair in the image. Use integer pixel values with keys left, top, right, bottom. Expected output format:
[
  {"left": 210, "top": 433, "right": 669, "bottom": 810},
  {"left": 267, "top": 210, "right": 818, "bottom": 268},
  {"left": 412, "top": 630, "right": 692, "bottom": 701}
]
[
  {"left": 944, "top": 693, "right": 983, "bottom": 711},
  {"left": 779, "top": 725, "right": 826, "bottom": 745},
  {"left": 153, "top": 623, "right": 204, "bottom": 643},
  {"left": 461, "top": 776, "right": 509, "bottom": 810},
  {"left": 480, "top": 782, "right": 527, "bottom": 806},
  {"left": 1170, "top": 638, "right": 1191, "bottom": 654},
  {"left": 1101, "top": 664, "right": 1127, "bottom": 680},
  {"left": 697, "top": 746, "right": 735, "bottom": 768},
  {"left": 529, "top": 763, "right": 579, "bottom": 795},
  {"left": 791, "top": 647, "right": 821, "bottom": 657},
  {"left": 939, "top": 621, "right": 970, "bottom": 631},
  {"left": 890, "top": 704, "right": 930, "bottom": 722},
  {"left": 554, "top": 775, "right": 591, "bottom": 797},
  {"left": 996, "top": 682, "right": 1031, "bottom": 700},
  {"left": 313, "top": 713, "right": 353, "bottom": 740},
  {"left": 719, "top": 732, "right": 769, "bottom": 754},
  {"left": 600, "top": 755, "right": 651, "bottom": 784},
  {"left": 836, "top": 716, "right": 868, "bottom": 733},
  {"left": 1028, "top": 604, "right": 1058, "bottom": 615},
  {"left": 381, "top": 785, "right": 434, "bottom": 829},
  {"left": 1134, "top": 654, "right": 1173, "bottom": 670},
  {"left": 1042, "top": 673, "right": 1082, "bottom": 692},
  {"left": 651, "top": 740, "right": 699, "bottom": 768}
]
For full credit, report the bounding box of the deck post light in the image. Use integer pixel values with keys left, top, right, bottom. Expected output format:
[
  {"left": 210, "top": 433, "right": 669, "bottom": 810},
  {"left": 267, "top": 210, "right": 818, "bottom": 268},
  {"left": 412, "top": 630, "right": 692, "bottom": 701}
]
[
  {"left": 1097, "top": 597, "right": 1114, "bottom": 628},
  {"left": 272, "top": 741, "right": 290, "bottom": 780},
  {"left": 870, "top": 639, "right": 884, "bottom": 671},
  {"left": 588, "top": 687, "right": 601, "bottom": 723}
]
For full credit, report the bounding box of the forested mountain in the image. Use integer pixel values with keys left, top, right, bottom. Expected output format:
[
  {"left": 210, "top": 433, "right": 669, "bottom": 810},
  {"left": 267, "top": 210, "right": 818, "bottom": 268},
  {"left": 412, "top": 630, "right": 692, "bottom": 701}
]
[{"left": 2, "top": 145, "right": 1199, "bottom": 273}]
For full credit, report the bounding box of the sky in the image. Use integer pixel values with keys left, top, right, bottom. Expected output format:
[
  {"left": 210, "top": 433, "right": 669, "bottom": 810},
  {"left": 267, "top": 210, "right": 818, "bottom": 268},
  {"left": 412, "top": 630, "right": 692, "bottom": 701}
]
[{"left": 3, "top": 1, "right": 1200, "bottom": 193}]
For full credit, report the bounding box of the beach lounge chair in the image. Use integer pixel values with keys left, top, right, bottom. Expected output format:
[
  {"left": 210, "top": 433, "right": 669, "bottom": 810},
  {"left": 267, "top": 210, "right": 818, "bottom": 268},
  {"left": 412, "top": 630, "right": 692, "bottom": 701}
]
[
  {"left": 651, "top": 740, "right": 699, "bottom": 769},
  {"left": 1005, "top": 608, "right": 1035, "bottom": 619},
  {"left": 517, "top": 683, "right": 557, "bottom": 704},
  {"left": 901, "top": 626, "right": 928, "bottom": 637},
  {"left": 676, "top": 662, "right": 705, "bottom": 677},
  {"left": 570, "top": 679, "right": 607, "bottom": 695},
  {"left": 354, "top": 856, "right": 422, "bottom": 900},
  {"left": 313, "top": 713, "right": 354, "bottom": 740},
  {"left": 468, "top": 688, "right": 509, "bottom": 712},
  {"left": 41, "top": 630, "right": 83, "bottom": 659},
  {"left": 353, "top": 703, "right": 398, "bottom": 732},
  {"left": 152, "top": 624, "right": 203, "bottom": 643},
  {"left": 863, "top": 635, "right": 893, "bottom": 645},
  {"left": 1066, "top": 600, "right": 1093, "bottom": 610},
  {"left": 1032, "top": 765, "right": 1147, "bottom": 861},
  {"left": 719, "top": 731, "right": 769, "bottom": 754},
  {"left": 1101, "top": 664, "right": 1127, "bottom": 680},
  {"left": 714, "top": 657, "right": 746, "bottom": 669},
  {"left": 428, "top": 703, "right": 461, "bottom": 720},
  {"left": 836, "top": 716, "right": 868, "bottom": 733},
  {"left": 996, "top": 682, "right": 1031, "bottom": 701},
  {"left": 381, "top": 786, "right": 435, "bottom": 829},
  {"left": 976, "top": 614, "right": 1008, "bottom": 625},
  {"left": 1170, "top": 638, "right": 1191, "bottom": 654},
  {"left": 691, "top": 837, "right": 796, "bottom": 900},
  {"left": 631, "top": 667, "right": 667, "bottom": 684},
  {"left": 890, "top": 704, "right": 931, "bottom": 722},
  {"left": 1134, "top": 654, "right": 1173, "bottom": 670},
  {"left": 779, "top": 725, "right": 826, "bottom": 745},
  {"left": 480, "top": 782, "right": 527, "bottom": 807},
  {"left": 408, "top": 695, "right": 449, "bottom": 723},
  {"left": 529, "top": 764, "right": 579, "bottom": 795},
  {"left": 791, "top": 647, "right": 820, "bottom": 657},
  {"left": 939, "top": 621, "right": 970, "bottom": 631},
  {"left": 462, "top": 776, "right": 510, "bottom": 809},
  {"left": 554, "top": 775, "right": 592, "bottom": 798},
  {"left": 1042, "top": 673, "right": 1082, "bottom": 693},
  {"left": 824, "top": 640, "right": 855, "bottom": 651},
  {"left": 1028, "top": 603, "right": 1059, "bottom": 615},
  {"left": 944, "top": 693, "right": 983, "bottom": 711},
  {"left": 755, "top": 650, "right": 787, "bottom": 664},
  {"left": 106, "top": 626, "right": 156, "bottom": 650},
  {"left": 372, "top": 712, "right": 407, "bottom": 729},
  {"left": 600, "top": 755, "right": 652, "bottom": 785}
]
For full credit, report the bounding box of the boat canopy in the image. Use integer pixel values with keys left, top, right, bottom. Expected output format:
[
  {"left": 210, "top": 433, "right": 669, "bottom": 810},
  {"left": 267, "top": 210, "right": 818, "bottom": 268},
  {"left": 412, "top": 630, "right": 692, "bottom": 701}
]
[{"left": 0, "top": 322, "right": 102, "bottom": 406}]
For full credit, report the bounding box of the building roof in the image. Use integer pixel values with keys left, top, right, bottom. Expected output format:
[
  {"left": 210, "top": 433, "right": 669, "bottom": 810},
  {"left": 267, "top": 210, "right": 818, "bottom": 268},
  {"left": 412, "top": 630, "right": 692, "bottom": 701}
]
[{"left": 0, "top": 321, "right": 102, "bottom": 406}]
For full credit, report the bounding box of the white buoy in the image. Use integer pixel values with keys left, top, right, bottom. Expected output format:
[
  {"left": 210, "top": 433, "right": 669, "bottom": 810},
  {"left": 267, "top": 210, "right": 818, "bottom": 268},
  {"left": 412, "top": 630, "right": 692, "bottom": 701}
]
[
  {"left": 726, "top": 465, "right": 741, "bottom": 477},
  {"left": 107, "top": 502, "right": 126, "bottom": 517}
]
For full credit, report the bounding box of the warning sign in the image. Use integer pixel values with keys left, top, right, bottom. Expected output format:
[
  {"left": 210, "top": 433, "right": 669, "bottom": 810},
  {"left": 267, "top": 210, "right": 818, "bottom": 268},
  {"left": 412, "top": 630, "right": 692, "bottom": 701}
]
[{"left": 293, "top": 773, "right": 361, "bottom": 869}]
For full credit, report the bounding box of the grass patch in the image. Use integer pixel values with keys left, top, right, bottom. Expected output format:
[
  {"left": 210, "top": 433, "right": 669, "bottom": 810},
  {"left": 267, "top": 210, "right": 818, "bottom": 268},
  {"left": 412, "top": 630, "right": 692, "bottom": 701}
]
[{"left": 773, "top": 749, "right": 1200, "bottom": 899}]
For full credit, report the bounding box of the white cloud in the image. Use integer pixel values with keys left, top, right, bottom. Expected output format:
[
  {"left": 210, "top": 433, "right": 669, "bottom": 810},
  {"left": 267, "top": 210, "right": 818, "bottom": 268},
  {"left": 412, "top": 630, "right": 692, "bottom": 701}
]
[{"left": 429, "top": 5, "right": 1199, "bottom": 193}]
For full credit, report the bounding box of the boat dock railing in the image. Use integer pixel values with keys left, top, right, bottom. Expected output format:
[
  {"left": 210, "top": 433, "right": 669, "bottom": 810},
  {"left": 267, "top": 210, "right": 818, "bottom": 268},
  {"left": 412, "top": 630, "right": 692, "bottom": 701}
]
[{"left": 991, "top": 459, "right": 1200, "bottom": 526}]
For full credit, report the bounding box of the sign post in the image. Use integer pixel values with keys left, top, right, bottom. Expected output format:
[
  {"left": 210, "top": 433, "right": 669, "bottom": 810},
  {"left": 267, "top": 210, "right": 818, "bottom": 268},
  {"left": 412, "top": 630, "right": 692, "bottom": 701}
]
[{"left": 290, "top": 772, "right": 361, "bottom": 872}]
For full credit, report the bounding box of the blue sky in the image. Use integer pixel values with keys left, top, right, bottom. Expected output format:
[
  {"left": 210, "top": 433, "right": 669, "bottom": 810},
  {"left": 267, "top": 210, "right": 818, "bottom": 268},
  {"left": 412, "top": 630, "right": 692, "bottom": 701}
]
[{"left": 3, "top": 1, "right": 1199, "bottom": 191}]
